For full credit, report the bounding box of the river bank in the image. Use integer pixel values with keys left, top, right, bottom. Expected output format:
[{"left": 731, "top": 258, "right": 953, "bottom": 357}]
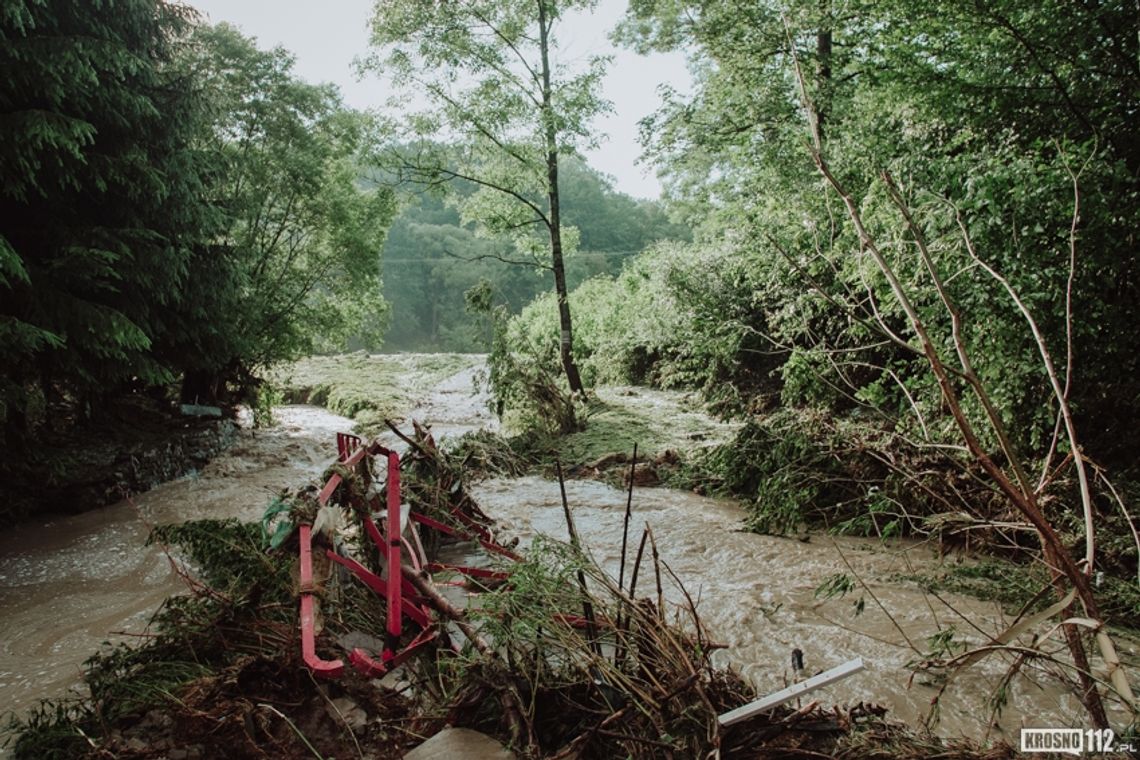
[{"left": 0, "top": 397, "right": 238, "bottom": 524}]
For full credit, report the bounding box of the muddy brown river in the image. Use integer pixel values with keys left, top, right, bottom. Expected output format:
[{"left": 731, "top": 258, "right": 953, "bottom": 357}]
[{"left": 1, "top": 359, "right": 1134, "bottom": 749}]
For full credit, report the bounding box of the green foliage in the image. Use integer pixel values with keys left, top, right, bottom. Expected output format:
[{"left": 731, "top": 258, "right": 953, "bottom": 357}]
[
  {"left": 698, "top": 411, "right": 843, "bottom": 534},
  {"left": 617, "top": 0, "right": 1140, "bottom": 466},
  {"left": 894, "top": 561, "right": 1050, "bottom": 616},
  {"left": 477, "top": 290, "right": 582, "bottom": 435},
  {"left": 3, "top": 699, "right": 89, "bottom": 760},
  {"left": 0, "top": 8, "right": 398, "bottom": 462},
  {"left": 250, "top": 381, "right": 283, "bottom": 429},
  {"left": 149, "top": 519, "right": 293, "bottom": 599},
  {"left": 0, "top": 0, "right": 209, "bottom": 437},
  {"left": 380, "top": 159, "right": 688, "bottom": 353},
  {"left": 173, "top": 24, "right": 397, "bottom": 382},
  {"left": 503, "top": 239, "right": 780, "bottom": 409},
  {"left": 922, "top": 627, "right": 965, "bottom": 662},
  {"left": 814, "top": 572, "right": 865, "bottom": 616}
]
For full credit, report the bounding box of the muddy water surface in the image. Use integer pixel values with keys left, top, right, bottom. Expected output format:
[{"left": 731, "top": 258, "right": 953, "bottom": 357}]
[
  {"left": 0, "top": 405, "right": 354, "bottom": 723},
  {"left": 1, "top": 360, "right": 1132, "bottom": 748},
  {"left": 466, "top": 477, "right": 1136, "bottom": 739},
  {"left": 0, "top": 354, "right": 498, "bottom": 734}
]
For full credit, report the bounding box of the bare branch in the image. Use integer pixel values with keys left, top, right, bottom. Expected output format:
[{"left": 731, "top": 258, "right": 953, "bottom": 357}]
[
  {"left": 944, "top": 197, "right": 1094, "bottom": 572},
  {"left": 421, "top": 80, "right": 537, "bottom": 168},
  {"left": 388, "top": 150, "right": 552, "bottom": 229},
  {"left": 441, "top": 245, "right": 552, "bottom": 272}
]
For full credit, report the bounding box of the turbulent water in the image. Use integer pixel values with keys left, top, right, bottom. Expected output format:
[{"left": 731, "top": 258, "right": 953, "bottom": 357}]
[
  {"left": 0, "top": 359, "right": 496, "bottom": 728},
  {"left": 0, "top": 358, "right": 1132, "bottom": 747},
  {"left": 0, "top": 405, "right": 353, "bottom": 722},
  {"left": 466, "top": 477, "right": 1137, "bottom": 738}
]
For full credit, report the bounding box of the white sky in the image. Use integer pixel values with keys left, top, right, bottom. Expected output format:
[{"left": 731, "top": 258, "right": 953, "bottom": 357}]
[{"left": 183, "top": 0, "right": 691, "bottom": 200}]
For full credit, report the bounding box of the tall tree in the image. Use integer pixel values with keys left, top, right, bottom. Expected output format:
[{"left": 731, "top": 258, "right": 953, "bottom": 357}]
[
  {"left": 172, "top": 24, "right": 397, "bottom": 401},
  {"left": 0, "top": 0, "right": 209, "bottom": 443},
  {"left": 364, "top": 0, "right": 611, "bottom": 394}
]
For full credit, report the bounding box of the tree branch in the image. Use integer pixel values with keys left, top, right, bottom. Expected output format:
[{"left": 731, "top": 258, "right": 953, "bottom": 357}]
[
  {"left": 441, "top": 245, "right": 552, "bottom": 272},
  {"left": 391, "top": 153, "right": 552, "bottom": 230}
]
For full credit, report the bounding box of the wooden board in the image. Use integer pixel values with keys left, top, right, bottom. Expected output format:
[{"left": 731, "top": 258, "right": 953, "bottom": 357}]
[{"left": 718, "top": 657, "right": 865, "bottom": 727}]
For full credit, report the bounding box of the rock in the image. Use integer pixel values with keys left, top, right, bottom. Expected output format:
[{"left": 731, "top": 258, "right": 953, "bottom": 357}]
[
  {"left": 377, "top": 667, "right": 411, "bottom": 693},
  {"left": 627, "top": 462, "right": 660, "bottom": 487},
  {"left": 339, "top": 630, "right": 387, "bottom": 655},
  {"left": 327, "top": 696, "right": 369, "bottom": 732},
  {"left": 403, "top": 727, "right": 515, "bottom": 759}
]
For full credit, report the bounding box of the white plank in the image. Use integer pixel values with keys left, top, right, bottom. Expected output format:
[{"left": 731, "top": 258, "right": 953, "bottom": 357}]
[{"left": 718, "top": 657, "right": 865, "bottom": 727}]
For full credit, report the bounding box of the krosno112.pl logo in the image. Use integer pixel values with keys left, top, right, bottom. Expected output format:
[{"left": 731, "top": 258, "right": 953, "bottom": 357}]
[{"left": 1020, "top": 728, "right": 1132, "bottom": 755}]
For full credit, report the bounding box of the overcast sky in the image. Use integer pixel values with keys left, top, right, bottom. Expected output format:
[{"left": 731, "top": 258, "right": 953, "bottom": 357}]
[{"left": 184, "top": 0, "right": 690, "bottom": 200}]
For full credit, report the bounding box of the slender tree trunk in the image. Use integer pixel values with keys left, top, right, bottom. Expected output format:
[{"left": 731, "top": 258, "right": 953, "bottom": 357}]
[
  {"left": 816, "top": 3, "right": 832, "bottom": 148},
  {"left": 538, "top": 0, "right": 585, "bottom": 396}
]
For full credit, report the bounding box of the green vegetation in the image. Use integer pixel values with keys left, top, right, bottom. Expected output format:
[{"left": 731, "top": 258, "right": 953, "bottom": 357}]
[
  {"left": 895, "top": 561, "right": 1051, "bottom": 617},
  {"left": 1, "top": 0, "right": 211, "bottom": 440},
  {"left": 176, "top": 24, "right": 395, "bottom": 398},
  {"left": 5, "top": 464, "right": 1009, "bottom": 760},
  {"left": 379, "top": 159, "right": 689, "bottom": 353},
  {"left": 1, "top": 4, "right": 395, "bottom": 507},
  {"left": 273, "top": 352, "right": 480, "bottom": 434},
  {"left": 364, "top": 0, "right": 618, "bottom": 394}
]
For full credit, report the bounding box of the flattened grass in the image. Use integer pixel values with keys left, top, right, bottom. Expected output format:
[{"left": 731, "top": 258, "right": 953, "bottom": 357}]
[
  {"left": 271, "top": 352, "right": 481, "bottom": 435},
  {"left": 546, "top": 385, "right": 739, "bottom": 465}
]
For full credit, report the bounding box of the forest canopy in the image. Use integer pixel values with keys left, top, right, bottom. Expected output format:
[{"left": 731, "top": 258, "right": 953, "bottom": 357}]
[
  {"left": 0, "top": 0, "right": 687, "bottom": 449},
  {"left": 0, "top": 1, "right": 396, "bottom": 446}
]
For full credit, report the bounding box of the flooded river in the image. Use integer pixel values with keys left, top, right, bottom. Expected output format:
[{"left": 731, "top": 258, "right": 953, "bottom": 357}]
[
  {"left": 470, "top": 477, "right": 1137, "bottom": 738},
  {"left": 0, "top": 358, "right": 1133, "bottom": 748},
  {"left": 0, "top": 405, "right": 353, "bottom": 723}
]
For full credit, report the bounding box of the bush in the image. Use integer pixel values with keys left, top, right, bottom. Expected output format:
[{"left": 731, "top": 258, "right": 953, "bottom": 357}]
[{"left": 503, "top": 240, "right": 787, "bottom": 412}]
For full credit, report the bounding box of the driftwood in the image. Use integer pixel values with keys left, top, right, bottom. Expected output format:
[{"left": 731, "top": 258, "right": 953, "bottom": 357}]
[{"left": 400, "top": 563, "right": 533, "bottom": 748}]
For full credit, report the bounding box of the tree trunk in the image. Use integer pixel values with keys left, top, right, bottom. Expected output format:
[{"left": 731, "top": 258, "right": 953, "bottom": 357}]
[
  {"left": 180, "top": 369, "right": 219, "bottom": 405},
  {"left": 538, "top": 0, "right": 586, "bottom": 396},
  {"left": 816, "top": 4, "right": 832, "bottom": 148}
]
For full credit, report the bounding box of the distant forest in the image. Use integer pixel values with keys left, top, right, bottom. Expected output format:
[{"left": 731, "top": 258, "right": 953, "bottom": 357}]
[{"left": 377, "top": 158, "right": 689, "bottom": 352}]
